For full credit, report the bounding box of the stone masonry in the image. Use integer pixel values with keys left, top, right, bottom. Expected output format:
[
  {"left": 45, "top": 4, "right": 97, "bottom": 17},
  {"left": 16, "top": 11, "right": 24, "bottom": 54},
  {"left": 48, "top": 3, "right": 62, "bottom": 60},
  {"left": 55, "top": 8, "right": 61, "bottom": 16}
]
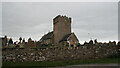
[
  {"left": 53, "top": 15, "right": 71, "bottom": 44},
  {"left": 2, "top": 45, "right": 117, "bottom": 62}
]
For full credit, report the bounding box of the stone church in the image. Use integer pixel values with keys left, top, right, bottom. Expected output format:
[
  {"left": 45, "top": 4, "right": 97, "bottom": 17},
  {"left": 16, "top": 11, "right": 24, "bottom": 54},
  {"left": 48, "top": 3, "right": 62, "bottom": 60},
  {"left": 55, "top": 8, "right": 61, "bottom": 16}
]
[{"left": 40, "top": 15, "right": 79, "bottom": 46}]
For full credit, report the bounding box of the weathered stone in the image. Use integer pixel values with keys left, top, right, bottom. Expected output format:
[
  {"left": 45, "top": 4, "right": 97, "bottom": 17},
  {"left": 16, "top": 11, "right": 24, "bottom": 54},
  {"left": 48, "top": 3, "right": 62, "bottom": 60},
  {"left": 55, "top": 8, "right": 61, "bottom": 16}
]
[{"left": 2, "top": 45, "right": 117, "bottom": 62}]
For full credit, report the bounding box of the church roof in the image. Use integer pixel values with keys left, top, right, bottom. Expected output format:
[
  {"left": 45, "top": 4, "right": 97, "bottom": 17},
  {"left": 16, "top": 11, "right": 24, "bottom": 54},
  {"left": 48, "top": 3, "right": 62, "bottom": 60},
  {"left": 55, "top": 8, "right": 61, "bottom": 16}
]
[
  {"left": 40, "top": 31, "right": 53, "bottom": 41},
  {"left": 59, "top": 33, "right": 72, "bottom": 42}
]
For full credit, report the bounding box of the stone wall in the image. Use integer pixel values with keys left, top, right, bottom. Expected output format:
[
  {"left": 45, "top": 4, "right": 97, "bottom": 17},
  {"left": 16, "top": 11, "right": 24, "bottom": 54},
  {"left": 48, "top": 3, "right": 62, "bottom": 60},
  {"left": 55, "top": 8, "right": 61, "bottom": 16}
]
[{"left": 2, "top": 45, "right": 117, "bottom": 62}]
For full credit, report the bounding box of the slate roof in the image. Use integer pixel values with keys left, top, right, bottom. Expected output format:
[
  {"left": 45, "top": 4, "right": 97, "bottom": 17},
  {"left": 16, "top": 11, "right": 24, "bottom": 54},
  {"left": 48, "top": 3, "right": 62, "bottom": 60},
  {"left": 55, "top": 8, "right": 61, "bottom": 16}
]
[
  {"left": 59, "top": 33, "right": 72, "bottom": 42},
  {"left": 40, "top": 31, "right": 53, "bottom": 41}
]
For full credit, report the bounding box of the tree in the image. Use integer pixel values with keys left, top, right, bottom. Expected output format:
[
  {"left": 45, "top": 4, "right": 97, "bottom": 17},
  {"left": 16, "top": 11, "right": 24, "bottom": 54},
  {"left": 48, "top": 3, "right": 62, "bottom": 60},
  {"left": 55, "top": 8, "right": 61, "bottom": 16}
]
[
  {"left": 19, "top": 37, "right": 22, "bottom": 43},
  {"left": 8, "top": 38, "right": 13, "bottom": 45},
  {"left": 117, "top": 41, "right": 120, "bottom": 46},
  {"left": 94, "top": 39, "right": 97, "bottom": 44},
  {"left": 28, "top": 38, "right": 32, "bottom": 42},
  {"left": 22, "top": 38, "right": 25, "bottom": 43},
  {"left": 89, "top": 40, "right": 93, "bottom": 45}
]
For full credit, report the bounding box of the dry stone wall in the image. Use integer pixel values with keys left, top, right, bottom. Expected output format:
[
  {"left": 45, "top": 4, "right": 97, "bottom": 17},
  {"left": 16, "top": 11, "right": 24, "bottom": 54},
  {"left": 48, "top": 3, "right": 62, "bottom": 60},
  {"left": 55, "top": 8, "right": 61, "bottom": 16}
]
[{"left": 2, "top": 45, "right": 118, "bottom": 62}]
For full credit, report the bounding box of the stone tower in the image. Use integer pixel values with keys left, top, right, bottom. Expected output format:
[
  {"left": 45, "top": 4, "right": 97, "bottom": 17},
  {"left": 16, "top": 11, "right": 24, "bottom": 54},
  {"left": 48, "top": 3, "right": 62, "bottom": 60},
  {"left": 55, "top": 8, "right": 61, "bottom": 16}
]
[{"left": 53, "top": 15, "right": 71, "bottom": 44}]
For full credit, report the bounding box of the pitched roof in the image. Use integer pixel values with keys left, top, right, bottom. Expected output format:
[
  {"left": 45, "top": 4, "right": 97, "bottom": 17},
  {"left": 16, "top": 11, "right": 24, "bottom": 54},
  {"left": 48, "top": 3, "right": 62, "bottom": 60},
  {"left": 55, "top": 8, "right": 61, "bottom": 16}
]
[
  {"left": 40, "top": 31, "right": 53, "bottom": 41},
  {"left": 59, "top": 33, "right": 72, "bottom": 42}
]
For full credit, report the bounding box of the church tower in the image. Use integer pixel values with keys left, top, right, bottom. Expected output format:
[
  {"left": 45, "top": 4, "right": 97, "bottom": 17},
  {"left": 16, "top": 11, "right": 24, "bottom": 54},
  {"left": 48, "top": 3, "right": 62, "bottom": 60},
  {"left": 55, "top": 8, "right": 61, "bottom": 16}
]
[{"left": 53, "top": 15, "right": 71, "bottom": 44}]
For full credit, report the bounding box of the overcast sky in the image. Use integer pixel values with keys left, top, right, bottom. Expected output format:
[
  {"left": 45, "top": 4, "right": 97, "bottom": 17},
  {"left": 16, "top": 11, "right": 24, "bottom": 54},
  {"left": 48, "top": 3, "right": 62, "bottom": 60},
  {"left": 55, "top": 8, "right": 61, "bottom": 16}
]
[{"left": 2, "top": 2, "right": 118, "bottom": 44}]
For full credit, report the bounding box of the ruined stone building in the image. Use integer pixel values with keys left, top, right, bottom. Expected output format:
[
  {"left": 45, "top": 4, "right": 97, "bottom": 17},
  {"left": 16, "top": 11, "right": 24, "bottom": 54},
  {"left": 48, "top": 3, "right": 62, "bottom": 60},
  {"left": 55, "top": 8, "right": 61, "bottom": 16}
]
[
  {"left": 40, "top": 15, "right": 79, "bottom": 46},
  {"left": 0, "top": 36, "right": 8, "bottom": 46}
]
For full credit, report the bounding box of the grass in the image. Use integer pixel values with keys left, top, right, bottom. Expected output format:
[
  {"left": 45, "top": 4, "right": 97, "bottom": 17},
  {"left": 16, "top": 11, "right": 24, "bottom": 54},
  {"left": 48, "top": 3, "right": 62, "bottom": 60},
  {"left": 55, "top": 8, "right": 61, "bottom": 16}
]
[{"left": 2, "top": 57, "right": 120, "bottom": 67}]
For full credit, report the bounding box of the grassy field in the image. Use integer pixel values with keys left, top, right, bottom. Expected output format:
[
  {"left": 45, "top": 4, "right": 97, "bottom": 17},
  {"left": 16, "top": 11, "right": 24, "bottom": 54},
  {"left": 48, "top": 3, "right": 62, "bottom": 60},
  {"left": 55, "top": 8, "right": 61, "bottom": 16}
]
[{"left": 2, "top": 57, "right": 120, "bottom": 67}]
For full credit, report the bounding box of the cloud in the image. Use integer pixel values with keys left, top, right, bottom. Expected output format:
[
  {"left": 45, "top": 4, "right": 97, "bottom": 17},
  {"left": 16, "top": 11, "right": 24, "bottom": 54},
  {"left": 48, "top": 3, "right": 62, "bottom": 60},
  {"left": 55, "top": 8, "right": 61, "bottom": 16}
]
[{"left": 2, "top": 2, "right": 118, "bottom": 43}]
